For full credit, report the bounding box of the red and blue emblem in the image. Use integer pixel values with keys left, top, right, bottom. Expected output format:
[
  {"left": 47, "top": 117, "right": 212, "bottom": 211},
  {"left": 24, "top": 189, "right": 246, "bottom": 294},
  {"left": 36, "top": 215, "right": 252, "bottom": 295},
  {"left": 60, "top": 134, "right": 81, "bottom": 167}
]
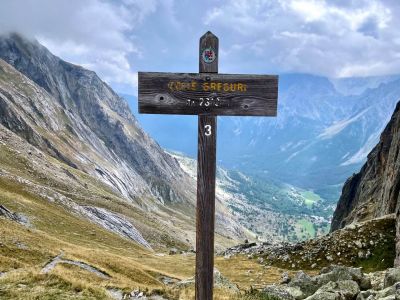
[{"left": 202, "top": 47, "right": 216, "bottom": 63}]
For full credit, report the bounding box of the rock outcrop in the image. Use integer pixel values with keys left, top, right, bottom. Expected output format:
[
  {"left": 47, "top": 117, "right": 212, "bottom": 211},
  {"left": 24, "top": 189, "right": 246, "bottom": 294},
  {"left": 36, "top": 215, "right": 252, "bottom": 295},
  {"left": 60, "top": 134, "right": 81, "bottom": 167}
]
[
  {"left": 0, "top": 33, "right": 190, "bottom": 204},
  {"left": 331, "top": 101, "right": 400, "bottom": 233},
  {"left": 0, "top": 204, "right": 29, "bottom": 226},
  {"left": 261, "top": 265, "right": 400, "bottom": 300},
  {"left": 221, "top": 215, "right": 396, "bottom": 271}
]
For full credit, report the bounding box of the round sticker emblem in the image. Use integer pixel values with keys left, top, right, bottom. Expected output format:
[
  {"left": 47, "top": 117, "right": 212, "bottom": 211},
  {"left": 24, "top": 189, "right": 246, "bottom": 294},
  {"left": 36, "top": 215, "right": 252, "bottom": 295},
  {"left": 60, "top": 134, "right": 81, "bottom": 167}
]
[{"left": 202, "top": 47, "right": 216, "bottom": 63}]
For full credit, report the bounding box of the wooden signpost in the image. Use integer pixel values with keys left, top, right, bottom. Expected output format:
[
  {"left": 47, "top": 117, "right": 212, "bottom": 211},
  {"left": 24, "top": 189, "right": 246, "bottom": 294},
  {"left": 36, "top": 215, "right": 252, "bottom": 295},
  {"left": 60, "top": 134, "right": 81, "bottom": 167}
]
[{"left": 138, "top": 31, "right": 278, "bottom": 300}]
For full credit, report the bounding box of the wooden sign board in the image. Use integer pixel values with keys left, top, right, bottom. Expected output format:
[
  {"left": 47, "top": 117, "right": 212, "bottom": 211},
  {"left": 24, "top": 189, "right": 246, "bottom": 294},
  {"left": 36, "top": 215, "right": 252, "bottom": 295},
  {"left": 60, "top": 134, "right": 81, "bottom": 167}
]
[{"left": 138, "top": 72, "right": 278, "bottom": 116}]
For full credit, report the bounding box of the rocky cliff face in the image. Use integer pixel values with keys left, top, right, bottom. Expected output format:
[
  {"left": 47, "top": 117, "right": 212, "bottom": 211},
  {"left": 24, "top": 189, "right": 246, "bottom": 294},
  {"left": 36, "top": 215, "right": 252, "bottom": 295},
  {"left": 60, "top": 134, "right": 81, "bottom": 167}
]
[
  {"left": 0, "top": 33, "right": 248, "bottom": 249},
  {"left": 0, "top": 33, "right": 190, "bottom": 204},
  {"left": 331, "top": 102, "right": 400, "bottom": 234}
]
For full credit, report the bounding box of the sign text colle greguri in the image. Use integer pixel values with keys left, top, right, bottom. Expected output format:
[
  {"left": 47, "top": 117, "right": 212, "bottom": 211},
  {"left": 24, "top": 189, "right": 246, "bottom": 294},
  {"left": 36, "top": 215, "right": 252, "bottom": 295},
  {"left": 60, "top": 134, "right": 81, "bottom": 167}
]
[{"left": 138, "top": 31, "right": 279, "bottom": 300}]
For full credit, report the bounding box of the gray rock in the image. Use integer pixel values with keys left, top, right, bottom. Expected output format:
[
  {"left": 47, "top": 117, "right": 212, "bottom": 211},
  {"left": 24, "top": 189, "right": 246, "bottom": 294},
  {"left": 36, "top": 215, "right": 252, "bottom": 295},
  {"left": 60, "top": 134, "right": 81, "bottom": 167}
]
[
  {"left": 159, "top": 276, "right": 179, "bottom": 285},
  {"left": 317, "top": 265, "right": 371, "bottom": 290},
  {"left": 306, "top": 280, "right": 359, "bottom": 300},
  {"left": 384, "top": 269, "right": 400, "bottom": 288},
  {"left": 262, "top": 285, "right": 297, "bottom": 300},
  {"left": 305, "top": 291, "right": 337, "bottom": 300},
  {"left": 107, "top": 288, "right": 124, "bottom": 300},
  {"left": 176, "top": 268, "right": 239, "bottom": 292},
  {"left": 366, "top": 271, "right": 386, "bottom": 290},
  {"left": 357, "top": 290, "right": 376, "bottom": 300},
  {"left": 169, "top": 248, "right": 178, "bottom": 255},
  {"left": 288, "top": 271, "right": 319, "bottom": 297},
  {"left": 81, "top": 206, "right": 152, "bottom": 249},
  {"left": 381, "top": 296, "right": 396, "bottom": 300},
  {"left": 281, "top": 271, "right": 291, "bottom": 284},
  {"left": 0, "top": 205, "right": 30, "bottom": 227},
  {"left": 357, "top": 283, "right": 399, "bottom": 300}
]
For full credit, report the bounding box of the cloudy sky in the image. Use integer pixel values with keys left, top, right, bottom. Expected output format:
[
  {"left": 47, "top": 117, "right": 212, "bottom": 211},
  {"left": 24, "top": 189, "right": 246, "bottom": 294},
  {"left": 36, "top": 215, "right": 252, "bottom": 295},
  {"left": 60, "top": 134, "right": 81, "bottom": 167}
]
[{"left": 1, "top": 0, "right": 399, "bottom": 94}]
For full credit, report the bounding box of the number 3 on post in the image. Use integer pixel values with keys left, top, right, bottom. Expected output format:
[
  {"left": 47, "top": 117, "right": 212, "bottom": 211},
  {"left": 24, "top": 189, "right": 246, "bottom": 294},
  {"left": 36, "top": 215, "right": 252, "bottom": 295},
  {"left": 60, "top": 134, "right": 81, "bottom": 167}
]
[{"left": 204, "top": 125, "right": 212, "bottom": 136}]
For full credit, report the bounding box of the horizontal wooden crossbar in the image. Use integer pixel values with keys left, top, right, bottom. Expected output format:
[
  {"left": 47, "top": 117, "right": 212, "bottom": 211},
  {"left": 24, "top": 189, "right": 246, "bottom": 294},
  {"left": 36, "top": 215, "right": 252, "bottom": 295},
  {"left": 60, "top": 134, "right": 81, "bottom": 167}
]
[{"left": 138, "top": 72, "right": 278, "bottom": 116}]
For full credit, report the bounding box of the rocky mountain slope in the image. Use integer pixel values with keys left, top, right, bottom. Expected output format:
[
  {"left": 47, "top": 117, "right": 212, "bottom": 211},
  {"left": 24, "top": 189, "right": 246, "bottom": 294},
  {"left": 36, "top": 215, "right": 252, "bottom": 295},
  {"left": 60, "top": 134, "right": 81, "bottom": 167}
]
[
  {"left": 0, "top": 33, "right": 248, "bottom": 250},
  {"left": 331, "top": 101, "right": 400, "bottom": 232}
]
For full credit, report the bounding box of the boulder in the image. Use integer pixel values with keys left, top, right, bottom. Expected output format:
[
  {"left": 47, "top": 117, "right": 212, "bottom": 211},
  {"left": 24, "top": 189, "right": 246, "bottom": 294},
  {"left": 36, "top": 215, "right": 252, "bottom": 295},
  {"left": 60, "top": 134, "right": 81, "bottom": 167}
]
[
  {"left": 305, "top": 291, "right": 337, "bottom": 300},
  {"left": 175, "top": 268, "right": 239, "bottom": 292},
  {"left": 213, "top": 268, "right": 239, "bottom": 292},
  {"left": 366, "top": 271, "right": 386, "bottom": 290},
  {"left": 288, "top": 271, "right": 319, "bottom": 298},
  {"left": 357, "top": 282, "right": 400, "bottom": 300},
  {"left": 281, "top": 272, "right": 291, "bottom": 284},
  {"left": 263, "top": 285, "right": 301, "bottom": 300},
  {"left": 306, "top": 280, "right": 360, "bottom": 300},
  {"left": 169, "top": 248, "right": 178, "bottom": 255},
  {"left": 384, "top": 268, "right": 400, "bottom": 288},
  {"left": 317, "top": 265, "right": 371, "bottom": 290}
]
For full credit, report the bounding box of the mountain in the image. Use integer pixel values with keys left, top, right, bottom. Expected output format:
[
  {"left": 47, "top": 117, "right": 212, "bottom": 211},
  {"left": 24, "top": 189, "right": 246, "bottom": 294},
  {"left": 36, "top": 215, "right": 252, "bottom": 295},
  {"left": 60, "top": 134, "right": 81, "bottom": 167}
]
[
  {"left": 331, "top": 101, "right": 400, "bottom": 231},
  {"left": 0, "top": 33, "right": 249, "bottom": 250},
  {"left": 127, "top": 74, "right": 400, "bottom": 202}
]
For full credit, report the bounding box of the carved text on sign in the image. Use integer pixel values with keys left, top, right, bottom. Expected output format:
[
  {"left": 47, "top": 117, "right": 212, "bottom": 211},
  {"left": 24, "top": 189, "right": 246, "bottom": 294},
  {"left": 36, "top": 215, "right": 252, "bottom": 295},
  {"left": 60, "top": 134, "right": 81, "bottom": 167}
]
[{"left": 168, "top": 81, "right": 248, "bottom": 92}]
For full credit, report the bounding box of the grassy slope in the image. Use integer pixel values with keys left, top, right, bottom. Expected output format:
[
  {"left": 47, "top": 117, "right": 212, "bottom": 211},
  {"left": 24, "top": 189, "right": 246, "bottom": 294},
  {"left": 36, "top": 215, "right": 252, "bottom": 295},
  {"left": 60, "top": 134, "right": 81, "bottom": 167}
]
[
  {"left": 0, "top": 217, "right": 288, "bottom": 299},
  {"left": 0, "top": 135, "right": 290, "bottom": 299}
]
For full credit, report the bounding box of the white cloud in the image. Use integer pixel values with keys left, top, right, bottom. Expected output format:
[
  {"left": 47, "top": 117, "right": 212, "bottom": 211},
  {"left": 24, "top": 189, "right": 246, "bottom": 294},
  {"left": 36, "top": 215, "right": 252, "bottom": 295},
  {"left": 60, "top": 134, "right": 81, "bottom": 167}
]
[
  {"left": 1, "top": 0, "right": 400, "bottom": 87},
  {"left": 204, "top": 0, "right": 400, "bottom": 78},
  {"left": 0, "top": 0, "right": 154, "bottom": 94}
]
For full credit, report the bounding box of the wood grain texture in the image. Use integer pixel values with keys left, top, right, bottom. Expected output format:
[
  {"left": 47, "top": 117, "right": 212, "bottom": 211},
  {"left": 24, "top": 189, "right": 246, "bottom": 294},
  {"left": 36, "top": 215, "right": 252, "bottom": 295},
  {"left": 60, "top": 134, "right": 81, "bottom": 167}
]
[
  {"left": 138, "top": 72, "right": 278, "bottom": 116},
  {"left": 196, "top": 115, "right": 216, "bottom": 300},
  {"left": 195, "top": 31, "right": 218, "bottom": 300}
]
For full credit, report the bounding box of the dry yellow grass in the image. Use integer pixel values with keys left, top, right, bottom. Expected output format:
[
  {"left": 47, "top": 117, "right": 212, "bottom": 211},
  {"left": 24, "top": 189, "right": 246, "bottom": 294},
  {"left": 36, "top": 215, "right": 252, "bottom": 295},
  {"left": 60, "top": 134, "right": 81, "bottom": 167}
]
[
  {"left": 0, "top": 149, "right": 294, "bottom": 299},
  {"left": 0, "top": 210, "right": 295, "bottom": 300}
]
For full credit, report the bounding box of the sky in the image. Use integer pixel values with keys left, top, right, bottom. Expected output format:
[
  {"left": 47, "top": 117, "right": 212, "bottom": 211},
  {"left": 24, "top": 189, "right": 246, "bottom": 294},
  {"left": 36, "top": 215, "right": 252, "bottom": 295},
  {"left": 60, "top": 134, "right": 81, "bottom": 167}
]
[{"left": 1, "top": 0, "right": 400, "bottom": 95}]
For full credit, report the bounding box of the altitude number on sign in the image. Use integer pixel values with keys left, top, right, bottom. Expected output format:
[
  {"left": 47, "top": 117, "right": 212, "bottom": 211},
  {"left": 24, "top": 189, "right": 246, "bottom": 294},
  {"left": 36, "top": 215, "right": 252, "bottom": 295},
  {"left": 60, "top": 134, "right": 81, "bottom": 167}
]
[{"left": 186, "top": 97, "right": 222, "bottom": 107}]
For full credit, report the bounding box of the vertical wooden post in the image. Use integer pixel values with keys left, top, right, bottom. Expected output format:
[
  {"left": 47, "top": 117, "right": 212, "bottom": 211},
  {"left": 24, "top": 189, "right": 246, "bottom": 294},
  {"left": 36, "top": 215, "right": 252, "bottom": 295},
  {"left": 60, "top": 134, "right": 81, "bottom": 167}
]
[{"left": 196, "top": 31, "right": 218, "bottom": 300}]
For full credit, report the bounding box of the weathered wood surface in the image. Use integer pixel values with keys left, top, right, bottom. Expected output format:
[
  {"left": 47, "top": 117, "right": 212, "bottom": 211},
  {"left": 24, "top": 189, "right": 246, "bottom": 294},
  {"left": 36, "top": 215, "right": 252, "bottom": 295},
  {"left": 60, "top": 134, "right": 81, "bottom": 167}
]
[
  {"left": 195, "top": 31, "right": 217, "bottom": 300},
  {"left": 138, "top": 72, "right": 278, "bottom": 116},
  {"left": 196, "top": 115, "right": 217, "bottom": 300}
]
